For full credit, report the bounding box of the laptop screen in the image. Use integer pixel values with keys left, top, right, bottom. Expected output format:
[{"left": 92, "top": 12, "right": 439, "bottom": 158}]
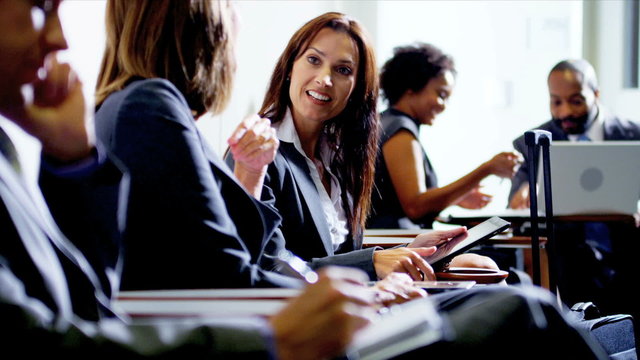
[{"left": 538, "top": 141, "right": 640, "bottom": 215}]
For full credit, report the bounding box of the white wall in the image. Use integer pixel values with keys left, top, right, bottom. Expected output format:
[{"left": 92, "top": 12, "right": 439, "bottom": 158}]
[
  {"left": 54, "top": 0, "right": 584, "bottom": 211},
  {"left": 59, "top": 0, "right": 107, "bottom": 103},
  {"left": 221, "top": 1, "right": 583, "bottom": 211},
  {"left": 590, "top": 0, "right": 640, "bottom": 121},
  {"left": 369, "top": 1, "right": 583, "bottom": 210},
  {"left": 197, "top": 1, "right": 341, "bottom": 153},
  {"left": 57, "top": 0, "right": 346, "bottom": 154}
]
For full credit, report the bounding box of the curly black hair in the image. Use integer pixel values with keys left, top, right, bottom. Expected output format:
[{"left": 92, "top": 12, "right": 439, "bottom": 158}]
[{"left": 380, "top": 42, "right": 456, "bottom": 105}]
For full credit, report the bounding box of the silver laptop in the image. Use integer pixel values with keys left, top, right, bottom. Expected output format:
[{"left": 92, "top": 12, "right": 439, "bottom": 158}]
[{"left": 538, "top": 141, "right": 640, "bottom": 216}]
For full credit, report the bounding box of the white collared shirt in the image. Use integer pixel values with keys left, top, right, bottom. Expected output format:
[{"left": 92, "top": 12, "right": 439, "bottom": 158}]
[
  {"left": 273, "top": 109, "right": 349, "bottom": 250},
  {"left": 0, "top": 116, "right": 42, "bottom": 190}
]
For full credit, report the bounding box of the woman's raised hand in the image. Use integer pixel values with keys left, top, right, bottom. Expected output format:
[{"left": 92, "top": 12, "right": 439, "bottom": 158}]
[
  {"left": 228, "top": 114, "right": 279, "bottom": 173},
  {"left": 228, "top": 114, "right": 279, "bottom": 198}
]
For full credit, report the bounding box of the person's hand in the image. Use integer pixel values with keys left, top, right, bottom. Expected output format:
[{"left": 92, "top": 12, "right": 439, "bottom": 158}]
[
  {"left": 227, "top": 114, "right": 279, "bottom": 174},
  {"left": 373, "top": 247, "right": 437, "bottom": 281},
  {"left": 408, "top": 227, "right": 467, "bottom": 248},
  {"left": 485, "top": 151, "right": 522, "bottom": 178},
  {"left": 450, "top": 253, "right": 499, "bottom": 270},
  {"left": 509, "top": 183, "right": 530, "bottom": 209},
  {"left": 456, "top": 186, "right": 492, "bottom": 209},
  {"left": 372, "top": 272, "right": 427, "bottom": 307},
  {"left": 228, "top": 114, "right": 278, "bottom": 198},
  {"left": 269, "top": 267, "right": 375, "bottom": 360},
  {"left": 15, "top": 55, "right": 93, "bottom": 162}
]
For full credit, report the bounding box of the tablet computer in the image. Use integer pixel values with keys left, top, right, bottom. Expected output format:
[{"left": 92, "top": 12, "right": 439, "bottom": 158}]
[{"left": 425, "top": 216, "right": 510, "bottom": 269}]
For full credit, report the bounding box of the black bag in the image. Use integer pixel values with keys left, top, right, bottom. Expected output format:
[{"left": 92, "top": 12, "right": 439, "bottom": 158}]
[{"left": 571, "top": 302, "right": 637, "bottom": 360}]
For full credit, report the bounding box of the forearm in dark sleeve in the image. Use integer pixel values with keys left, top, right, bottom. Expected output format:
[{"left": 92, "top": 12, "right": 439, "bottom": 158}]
[{"left": 1, "top": 266, "right": 278, "bottom": 358}]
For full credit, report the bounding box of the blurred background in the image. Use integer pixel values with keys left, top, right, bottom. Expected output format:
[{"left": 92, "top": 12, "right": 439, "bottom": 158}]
[{"left": 52, "top": 0, "right": 638, "bottom": 211}]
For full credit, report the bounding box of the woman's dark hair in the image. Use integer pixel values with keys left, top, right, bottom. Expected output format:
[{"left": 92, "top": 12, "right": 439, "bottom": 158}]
[
  {"left": 95, "top": 0, "right": 235, "bottom": 117},
  {"left": 259, "top": 12, "right": 379, "bottom": 236},
  {"left": 380, "top": 42, "right": 455, "bottom": 105}
]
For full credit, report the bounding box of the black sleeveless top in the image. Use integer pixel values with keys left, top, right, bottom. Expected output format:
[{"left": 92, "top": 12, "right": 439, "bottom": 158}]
[{"left": 368, "top": 108, "right": 439, "bottom": 229}]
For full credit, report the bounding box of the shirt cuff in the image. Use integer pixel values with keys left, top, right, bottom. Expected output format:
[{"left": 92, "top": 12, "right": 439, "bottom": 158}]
[{"left": 41, "top": 146, "right": 102, "bottom": 178}]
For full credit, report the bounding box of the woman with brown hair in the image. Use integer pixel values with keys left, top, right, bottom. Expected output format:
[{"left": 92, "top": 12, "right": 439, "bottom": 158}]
[{"left": 227, "top": 12, "right": 491, "bottom": 281}]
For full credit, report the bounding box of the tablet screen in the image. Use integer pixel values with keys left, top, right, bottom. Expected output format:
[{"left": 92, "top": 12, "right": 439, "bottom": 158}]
[{"left": 425, "top": 216, "right": 510, "bottom": 268}]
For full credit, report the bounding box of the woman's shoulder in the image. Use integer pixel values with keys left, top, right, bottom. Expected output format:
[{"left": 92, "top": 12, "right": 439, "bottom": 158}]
[
  {"left": 379, "top": 109, "right": 420, "bottom": 142},
  {"left": 101, "top": 78, "right": 193, "bottom": 124},
  {"left": 121, "top": 78, "right": 188, "bottom": 108}
]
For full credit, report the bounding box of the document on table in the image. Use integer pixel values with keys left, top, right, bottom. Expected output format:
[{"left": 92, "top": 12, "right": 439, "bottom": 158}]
[
  {"left": 115, "top": 288, "right": 447, "bottom": 359},
  {"left": 364, "top": 229, "right": 434, "bottom": 237},
  {"left": 363, "top": 229, "right": 433, "bottom": 247},
  {"left": 114, "top": 288, "right": 301, "bottom": 318}
]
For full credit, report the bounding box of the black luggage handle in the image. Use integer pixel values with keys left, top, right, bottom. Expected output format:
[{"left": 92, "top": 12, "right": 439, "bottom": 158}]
[{"left": 524, "top": 130, "right": 558, "bottom": 293}]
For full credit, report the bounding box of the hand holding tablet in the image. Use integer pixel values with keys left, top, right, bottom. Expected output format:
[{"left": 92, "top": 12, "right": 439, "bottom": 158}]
[{"left": 425, "top": 216, "right": 511, "bottom": 269}]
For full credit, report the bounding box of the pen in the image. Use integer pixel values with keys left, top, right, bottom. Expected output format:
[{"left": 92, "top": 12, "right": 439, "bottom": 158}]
[
  {"left": 274, "top": 249, "right": 319, "bottom": 283},
  {"left": 275, "top": 251, "right": 396, "bottom": 316}
]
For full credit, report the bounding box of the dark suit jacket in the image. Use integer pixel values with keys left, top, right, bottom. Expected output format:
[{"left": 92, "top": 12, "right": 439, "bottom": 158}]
[
  {"left": 509, "top": 111, "right": 640, "bottom": 202},
  {"left": 0, "top": 149, "right": 275, "bottom": 358},
  {"left": 39, "top": 147, "right": 126, "bottom": 299},
  {"left": 0, "top": 153, "right": 113, "bottom": 321},
  {"left": 226, "top": 141, "right": 379, "bottom": 280},
  {"left": 95, "top": 78, "right": 299, "bottom": 290}
]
